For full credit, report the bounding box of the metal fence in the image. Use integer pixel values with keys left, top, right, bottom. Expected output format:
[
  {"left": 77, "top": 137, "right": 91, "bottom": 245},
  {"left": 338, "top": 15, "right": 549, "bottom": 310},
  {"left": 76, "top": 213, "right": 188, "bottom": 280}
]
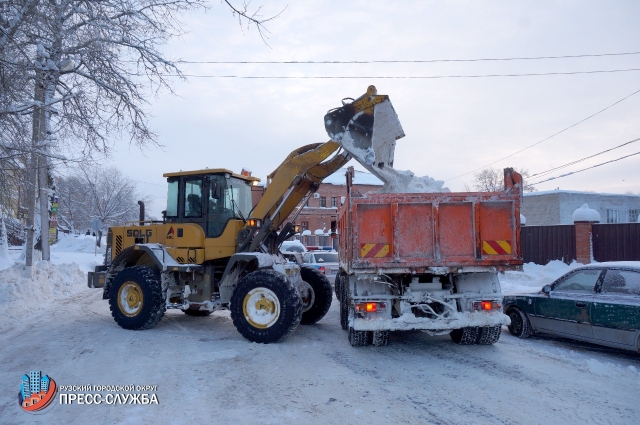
[
  {"left": 592, "top": 223, "right": 640, "bottom": 262},
  {"left": 521, "top": 225, "right": 576, "bottom": 265}
]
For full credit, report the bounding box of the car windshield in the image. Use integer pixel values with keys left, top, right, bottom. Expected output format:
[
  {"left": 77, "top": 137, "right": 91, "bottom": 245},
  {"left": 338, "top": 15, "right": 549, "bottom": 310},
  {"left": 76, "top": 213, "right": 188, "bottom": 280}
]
[{"left": 313, "top": 253, "right": 338, "bottom": 263}]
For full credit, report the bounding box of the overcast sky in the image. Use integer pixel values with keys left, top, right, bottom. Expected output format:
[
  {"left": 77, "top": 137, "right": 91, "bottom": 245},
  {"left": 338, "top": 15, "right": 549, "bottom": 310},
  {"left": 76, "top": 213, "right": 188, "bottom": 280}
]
[{"left": 96, "top": 1, "right": 640, "bottom": 217}]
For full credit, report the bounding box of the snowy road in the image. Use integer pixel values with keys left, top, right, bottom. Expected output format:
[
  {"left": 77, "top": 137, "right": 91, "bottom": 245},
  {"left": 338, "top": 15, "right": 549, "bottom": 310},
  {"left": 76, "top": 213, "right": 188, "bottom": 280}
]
[{"left": 2, "top": 287, "right": 639, "bottom": 425}]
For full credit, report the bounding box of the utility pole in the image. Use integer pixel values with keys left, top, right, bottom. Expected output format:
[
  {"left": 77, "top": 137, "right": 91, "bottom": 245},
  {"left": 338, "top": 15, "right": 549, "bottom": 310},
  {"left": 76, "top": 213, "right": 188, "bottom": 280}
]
[{"left": 25, "top": 48, "right": 51, "bottom": 275}]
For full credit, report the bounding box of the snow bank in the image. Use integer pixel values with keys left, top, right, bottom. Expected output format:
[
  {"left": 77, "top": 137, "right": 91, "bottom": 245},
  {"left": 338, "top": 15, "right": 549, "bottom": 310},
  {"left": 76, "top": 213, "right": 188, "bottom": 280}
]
[
  {"left": 52, "top": 233, "right": 104, "bottom": 254},
  {"left": 0, "top": 261, "right": 88, "bottom": 330},
  {"left": 572, "top": 204, "right": 600, "bottom": 222},
  {"left": 499, "top": 260, "right": 581, "bottom": 294}
]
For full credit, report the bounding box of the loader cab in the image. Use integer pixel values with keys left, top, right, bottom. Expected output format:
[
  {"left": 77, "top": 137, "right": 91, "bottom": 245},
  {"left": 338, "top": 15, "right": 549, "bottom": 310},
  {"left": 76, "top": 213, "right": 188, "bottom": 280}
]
[{"left": 163, "top": 169, "right": 259, "bottom": 238}]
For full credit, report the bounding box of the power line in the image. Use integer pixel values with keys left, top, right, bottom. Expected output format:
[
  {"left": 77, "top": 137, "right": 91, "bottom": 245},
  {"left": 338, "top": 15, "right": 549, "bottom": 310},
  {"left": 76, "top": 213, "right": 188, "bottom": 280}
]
[
  {"left": 176, "top": 68, "right": 640, "bottom": 79},
  {"left": 530, "top": 137, "right": 640, "bottom": 179},
  {"left": 529, "top": 150, "right": 640, "bottom": 185},
  {"left": 444, "top": 86, "right": 640, "bottom": 182},
  {"left": 176, "top": 51, "right": 640, "bottom": 64}
]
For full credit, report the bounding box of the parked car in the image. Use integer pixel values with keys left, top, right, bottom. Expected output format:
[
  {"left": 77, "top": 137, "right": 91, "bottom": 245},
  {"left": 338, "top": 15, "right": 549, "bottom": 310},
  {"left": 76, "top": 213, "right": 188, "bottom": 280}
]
[
  {"left": 503, "top": 262, "right": 640, "bottom": 352},
  {"left": 302, "top": 251, "right": 339, "bottom": 276},
  {"left": 280, "top": 240, "right": 307, "bottom": 253}
]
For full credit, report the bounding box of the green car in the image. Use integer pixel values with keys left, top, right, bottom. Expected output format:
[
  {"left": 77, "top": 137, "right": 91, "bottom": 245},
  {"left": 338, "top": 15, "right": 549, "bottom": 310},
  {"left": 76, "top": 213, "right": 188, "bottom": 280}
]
[{"left": 503, "top": 262, "right": 640, "bottom": 352}]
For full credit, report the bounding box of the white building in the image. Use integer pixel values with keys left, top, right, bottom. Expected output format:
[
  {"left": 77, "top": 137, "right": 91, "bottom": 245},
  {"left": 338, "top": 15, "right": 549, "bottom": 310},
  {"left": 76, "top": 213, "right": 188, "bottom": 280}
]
[{"left": 522, "top": 190, "right": 640, "bottom": 225}]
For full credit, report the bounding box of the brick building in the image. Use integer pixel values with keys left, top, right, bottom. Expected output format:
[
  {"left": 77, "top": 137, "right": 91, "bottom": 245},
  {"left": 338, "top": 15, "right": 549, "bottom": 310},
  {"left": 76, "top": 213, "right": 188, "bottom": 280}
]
[
  {"left": 276, "top": 168, "right": 383, "bottom": 246},
  {"left": 522, "top": 190, "right": 640, "bottom": 225}
]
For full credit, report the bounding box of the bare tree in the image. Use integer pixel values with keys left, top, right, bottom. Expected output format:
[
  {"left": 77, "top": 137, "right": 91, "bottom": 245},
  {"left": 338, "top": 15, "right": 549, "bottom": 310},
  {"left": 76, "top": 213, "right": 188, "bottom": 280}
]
[
  {"left": 57, "top": 165, "right": 152, "bottom": 238},
  {"left": 470, "top": 167, "right": 537, "bottom": 192},
  {"left": 1, "top": 0, "right": 283, "bottom": 268}
]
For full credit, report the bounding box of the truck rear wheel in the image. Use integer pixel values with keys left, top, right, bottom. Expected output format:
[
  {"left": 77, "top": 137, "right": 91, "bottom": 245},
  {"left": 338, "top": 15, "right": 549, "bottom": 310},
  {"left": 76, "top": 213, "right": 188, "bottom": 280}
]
[
  {"left": 109, "top": 266, "right": 165, "bottom": 330},
  {"left": 299, "top": 266, "right": 333, "bottom": 325},
  {"left": 335, "top": 272, "right": 343, "bottom": 298},
  {"left": 372, "top": 330, "right": 389, "bottom": 346},
  {"left": 449, "top": 327, "right": 479, "bottom": 345},
  {"left": 230, "top": 269, "right": 302, "bottom": 343},
  {"left": 339, "top": 278, "right": 348, "bottom": 330},
  {"left": 348, "top": 327, "right": 372, "bottom": 347},
  {"left": 476, "top": 326, "right": 501, "bottom": 345}
]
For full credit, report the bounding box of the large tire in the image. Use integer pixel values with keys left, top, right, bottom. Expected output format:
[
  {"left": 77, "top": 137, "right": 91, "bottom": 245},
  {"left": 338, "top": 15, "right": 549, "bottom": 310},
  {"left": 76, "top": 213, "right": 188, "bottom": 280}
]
[
  {"left": 476, "top": 326, "right": 501, "bottom": 345},
  {"left": 335, "top": 272, "right": 344, "bottom": 299},
  {"left": 182, "top": 308, "right": 213, "bottom": 317},
  {"left": 348, "top": 327, "right": 372, "bottom": 347},
  {"left": 450, "top": 327, "right": 479, "bottom": 345},
  {"left": 109, "top": 266, "right": 165, "bottom": 330},
  {"left": 372, "top": 330, "right": 389, "bottom": 347},
  {"left": 507, "top": 308, "right": 532, "bottom": 338},
  {"left": 339, "top": 277, "right": 349, "bottom": 331},
  {"left": 299, "top": 266, "right": 333, "bottom": 325},
  {"left": 230, "top": 269, "right": 302, "bottom": 343}
]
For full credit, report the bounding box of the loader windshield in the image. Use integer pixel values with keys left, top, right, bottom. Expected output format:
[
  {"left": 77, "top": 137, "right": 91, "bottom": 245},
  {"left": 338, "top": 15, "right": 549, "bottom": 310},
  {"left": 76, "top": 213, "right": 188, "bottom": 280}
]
[{"left": 207, "top": 175, "right": 253, "bottom": 237}]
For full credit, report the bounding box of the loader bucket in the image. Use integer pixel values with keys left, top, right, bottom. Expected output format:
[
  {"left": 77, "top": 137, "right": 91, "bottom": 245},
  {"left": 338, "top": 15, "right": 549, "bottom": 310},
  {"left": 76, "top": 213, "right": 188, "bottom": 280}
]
[{"left": 324, "top": 86, "right": 404, "bottom": 169}]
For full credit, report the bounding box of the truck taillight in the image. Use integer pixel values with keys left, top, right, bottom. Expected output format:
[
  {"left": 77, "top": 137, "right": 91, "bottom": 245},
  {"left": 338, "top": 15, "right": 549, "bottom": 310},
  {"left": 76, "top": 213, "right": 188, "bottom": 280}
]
[
  {"left": 319, "top": 266, "right": 325, "bottom": 274},
  {"left": 473, "top": 301, "right": 501, "bottom": 311},
  {"left": 355, "top": 302, "right": 387, "bottom": 313}
]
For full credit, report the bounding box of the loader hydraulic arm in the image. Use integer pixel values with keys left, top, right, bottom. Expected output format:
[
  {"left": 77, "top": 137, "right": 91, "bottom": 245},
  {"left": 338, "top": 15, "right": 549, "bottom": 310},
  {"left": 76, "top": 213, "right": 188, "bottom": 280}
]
[
  {"left": 236, "top": 85, "right": 402, "bottom": 255},
  {"left": 236, "top": 140, "right": 350, "bottom": 254}
]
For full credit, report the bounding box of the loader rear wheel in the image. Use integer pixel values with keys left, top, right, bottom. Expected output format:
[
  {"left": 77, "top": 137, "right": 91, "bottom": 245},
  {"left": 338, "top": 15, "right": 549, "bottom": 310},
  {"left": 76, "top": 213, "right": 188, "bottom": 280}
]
[
  {"left": 449, "top": 327, "right": 479, "bottom": 345},
  {"left": 109, "top": 266, "right": 165, "bottom": 330},
  {"left": 230, "top": 270, "right": 302, "bottom": 344},
  {"left": 476, "top": 326, "right": 501, "bottom": 345},
  {"left": 300, "top": 266, "right": 333, "bottom": 325}
]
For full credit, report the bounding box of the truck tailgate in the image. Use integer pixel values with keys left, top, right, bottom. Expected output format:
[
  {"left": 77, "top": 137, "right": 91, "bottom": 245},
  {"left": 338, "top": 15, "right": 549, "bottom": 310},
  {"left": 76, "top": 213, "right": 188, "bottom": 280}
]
[{"left": 339, "top": 191, "right": 522, "bottom": 272}]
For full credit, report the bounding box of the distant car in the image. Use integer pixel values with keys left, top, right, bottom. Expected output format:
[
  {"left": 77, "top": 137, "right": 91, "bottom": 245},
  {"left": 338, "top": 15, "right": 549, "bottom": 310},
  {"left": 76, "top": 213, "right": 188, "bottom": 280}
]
[
  {"left": 280, "top": 240, "right": 307, "bottom": 253},
  {"left": 302, "top": 251, "right": 339, "bottom": 276},
  {"left": 503, "top": 262, "right": 640, "bottom": 352}
]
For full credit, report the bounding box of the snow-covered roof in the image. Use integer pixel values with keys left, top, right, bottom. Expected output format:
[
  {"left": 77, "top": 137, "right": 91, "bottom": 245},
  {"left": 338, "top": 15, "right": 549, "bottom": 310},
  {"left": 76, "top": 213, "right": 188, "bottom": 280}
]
[
  {"left": 525, "top": 190, "right": 640, "bottom": 198},
  {"left": 322, "top": 168, "right": 383, "bottom": 186}
]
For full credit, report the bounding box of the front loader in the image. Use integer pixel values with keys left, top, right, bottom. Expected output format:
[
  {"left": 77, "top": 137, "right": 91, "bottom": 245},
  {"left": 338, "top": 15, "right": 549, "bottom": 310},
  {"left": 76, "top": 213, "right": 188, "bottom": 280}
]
[{"left": 88, "top": 86, "right": 399, "bottom": 343}]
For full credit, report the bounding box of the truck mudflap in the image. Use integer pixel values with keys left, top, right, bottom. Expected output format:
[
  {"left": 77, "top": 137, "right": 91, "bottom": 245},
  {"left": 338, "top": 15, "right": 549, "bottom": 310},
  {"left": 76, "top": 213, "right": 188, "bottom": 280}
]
[{"left": 352, "top": 311, "right": 510, "bottom": 332}]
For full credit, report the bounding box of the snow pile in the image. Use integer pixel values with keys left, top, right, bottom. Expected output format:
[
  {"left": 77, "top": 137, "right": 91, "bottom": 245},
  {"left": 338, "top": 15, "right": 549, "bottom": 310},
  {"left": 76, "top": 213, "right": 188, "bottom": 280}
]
[
  {"left": 572, "top": 203, "right": 600, "bottom": 222},
  {"left": 0, "top": 261, "right": 88, "bottom": 329},
  {"left": 499, "top": 260, "right": 582, "bottom": 294},
  {"left": 52, "top": 233, "right": 103, "bottom": 253},
  {"left": 375, "top": 168, "right": 450, "bottom": 194}
]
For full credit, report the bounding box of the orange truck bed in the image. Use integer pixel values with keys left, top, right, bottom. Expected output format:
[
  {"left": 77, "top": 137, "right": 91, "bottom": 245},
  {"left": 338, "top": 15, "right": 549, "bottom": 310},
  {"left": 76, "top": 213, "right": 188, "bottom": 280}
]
[{"left": 338, "top": 170, "right": 523, "bottom": 274}]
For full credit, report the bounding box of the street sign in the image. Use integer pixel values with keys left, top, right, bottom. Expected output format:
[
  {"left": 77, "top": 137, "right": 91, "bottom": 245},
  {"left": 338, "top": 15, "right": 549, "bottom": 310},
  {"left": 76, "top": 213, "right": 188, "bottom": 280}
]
[{"left": 90, "top": 219, "right": 103, "bottom": 232}]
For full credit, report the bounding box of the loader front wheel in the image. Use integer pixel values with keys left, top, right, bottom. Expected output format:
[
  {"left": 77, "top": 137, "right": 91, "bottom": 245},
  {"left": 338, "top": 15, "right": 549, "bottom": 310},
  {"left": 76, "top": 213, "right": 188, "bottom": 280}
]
[
  {"left": 299, "top": 266, "right": 333, "bottom": 325},
  {"left": 230, "top": 270, "right": 302, "bottom": 343},
  {"left": 109, "top": 266, "right": 165, "bottom": 330}
]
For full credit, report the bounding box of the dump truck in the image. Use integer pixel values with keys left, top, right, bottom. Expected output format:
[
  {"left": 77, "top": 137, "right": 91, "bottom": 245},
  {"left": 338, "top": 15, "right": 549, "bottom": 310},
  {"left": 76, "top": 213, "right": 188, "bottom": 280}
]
[
  {"left": 325, "top": 88, "right": 523, "bottom": 347},
  {"left": 87, "top": 86, "right": 401, "bottom": 344}
]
